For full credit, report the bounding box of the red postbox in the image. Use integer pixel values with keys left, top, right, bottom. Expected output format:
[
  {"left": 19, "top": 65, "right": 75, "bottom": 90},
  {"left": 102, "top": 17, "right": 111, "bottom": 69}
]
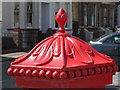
[{"left": 7, "top": 8, "right": 118, "bottom": 89}]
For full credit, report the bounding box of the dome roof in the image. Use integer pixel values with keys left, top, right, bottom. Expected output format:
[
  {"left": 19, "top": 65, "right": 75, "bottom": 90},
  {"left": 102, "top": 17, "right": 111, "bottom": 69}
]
[
  {"left": 11, "top": 32, "right": 114, "bottom": 69},
  {"left": 8, "top": 8, "right": 118, "bottom": 83},
  {"left": 10, "top": 8, "right": 115, "bottom": 70}
]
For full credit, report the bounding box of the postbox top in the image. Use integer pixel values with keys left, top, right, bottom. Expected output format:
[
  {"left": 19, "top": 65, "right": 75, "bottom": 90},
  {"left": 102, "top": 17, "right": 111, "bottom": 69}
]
[{"left": 8, "top": 8, "right": 118, "bottom": 80}]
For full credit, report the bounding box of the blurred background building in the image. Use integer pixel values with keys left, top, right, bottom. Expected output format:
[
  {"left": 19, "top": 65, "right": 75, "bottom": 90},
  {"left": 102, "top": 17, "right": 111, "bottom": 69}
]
[
  {"left": 72, "top": 2, "right": 117, "bottom": 28},
  {"left": 1, "top": 2, "right": 72, "bottom": 52},
  {"left": 72, "top": 2, "right": 119, "bottom": 41},
  {"left": 2, "top": 2, "right": 72, "bottom": 33},
  {"left": 0, "top": 1, "right": 2, "bottom": 55},
  {"left": 1, "top": 1, "right": 120, "bottom": 53},
  {"left": 117, "top": 1, "right": 120, "bottom": 28}
]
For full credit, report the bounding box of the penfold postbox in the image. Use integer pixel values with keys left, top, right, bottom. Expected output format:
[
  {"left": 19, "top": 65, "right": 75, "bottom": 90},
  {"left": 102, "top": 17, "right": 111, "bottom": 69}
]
[{"left": 7, "top": 8, "right": 118, "bottom": 89}]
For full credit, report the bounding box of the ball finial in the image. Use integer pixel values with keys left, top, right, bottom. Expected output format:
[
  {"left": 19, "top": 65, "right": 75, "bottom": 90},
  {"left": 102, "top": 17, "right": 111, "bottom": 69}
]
[{"left": 55, "top": 8, "right": 68, "bottom": 33}]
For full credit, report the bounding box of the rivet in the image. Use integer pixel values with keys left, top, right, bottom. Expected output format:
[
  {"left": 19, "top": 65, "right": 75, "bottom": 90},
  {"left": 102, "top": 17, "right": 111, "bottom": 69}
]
[
  {"left": 19, "top": 69, "right": 25, "bottom": 76},
  {"left": 113, "top": 65, "right": 119, "bottom": 71},
  {"left": 32, "top": 70, "right": 39, "bottom": 77},
  {"left": 52, "top": 71, "right": 59, "bottom": 79},
  {"left": 69, "top": 71, "right": 75, "bottom": 78},
  {"left": 39, "top": 70, "right": 45, "bottom": 78},
  {"left": 75, "top": 70, "right": 81, "bottom": 77},
  {"left": 101, "top": 67, "right": 107, "bottom": 73},
  {"left": 13, "top": 68, "right": 19, "bottom": 76},
  {"left": 46, "top": 71, "right": 52, "bottom": 78},
  {"left": 95, "top": 67, "right": 101, "bottom": 74},
  {"left": 82, "top": 69, "right": 88, "bottom": 76},
  {"left": 25, "top": 69, "right": 32, "bottom": 77},
  {"left": 7, "top": 68, "right": 13, "bottom": 75},
  {"left": 60, "top": 72, "right": 67, "bottom": 79},
  {"left": 107, "top": 66, "right": 113, "bottom": 73},
  {"left": 89, "top": 68, "right": 95, "bottom": 75}
]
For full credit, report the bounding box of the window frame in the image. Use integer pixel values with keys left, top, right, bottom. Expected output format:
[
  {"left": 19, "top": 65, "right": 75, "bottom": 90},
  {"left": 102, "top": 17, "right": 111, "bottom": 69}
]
[{"left": 103, "top": 35, "right": 120, "bottom": 44}]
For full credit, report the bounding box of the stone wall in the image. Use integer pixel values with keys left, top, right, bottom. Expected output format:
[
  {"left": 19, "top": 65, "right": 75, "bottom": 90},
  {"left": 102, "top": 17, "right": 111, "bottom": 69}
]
[{"left": 2, "top": 36, "right": 17, "bottom": 54}]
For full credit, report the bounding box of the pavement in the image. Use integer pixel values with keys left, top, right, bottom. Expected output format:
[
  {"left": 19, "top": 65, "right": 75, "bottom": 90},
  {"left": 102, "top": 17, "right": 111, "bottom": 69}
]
[
  {"left": 113, "top": 72, "right": 120, "bottom": 85},
  {"left": 1, "top": 52, "right": 28, "bottom": 89},
  {"left": 0, "top": 52, "right": 120, "bottom": 89},
  {"left": 106, "top": 72, "right": 120, "bottom": 89},
  {"left": 0, "top": 52, "right": 27, "bottom": 62}
]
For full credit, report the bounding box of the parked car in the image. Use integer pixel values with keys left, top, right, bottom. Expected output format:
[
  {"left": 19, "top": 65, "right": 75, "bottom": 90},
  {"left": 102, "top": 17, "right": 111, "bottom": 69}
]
[
  {"left": 89, "top": 32, "right": 120, "bottom": 56},
  {"left": 89, "top": 33, "right": 120, "bottom": 68}
]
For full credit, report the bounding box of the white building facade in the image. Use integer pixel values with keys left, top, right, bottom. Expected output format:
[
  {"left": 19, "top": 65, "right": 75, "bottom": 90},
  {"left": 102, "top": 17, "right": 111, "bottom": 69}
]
[
  {"left": 2, "top": 2, "right": 72, "bottom": 34},
  {"left": 118, "top": 3, "right": 120, "bottom": 28}
]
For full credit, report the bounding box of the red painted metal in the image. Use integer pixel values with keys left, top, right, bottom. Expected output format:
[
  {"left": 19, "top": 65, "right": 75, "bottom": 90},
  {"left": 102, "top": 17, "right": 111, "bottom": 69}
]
[{"left": 7, "top": 8, "right": 118, "bottom": 88}]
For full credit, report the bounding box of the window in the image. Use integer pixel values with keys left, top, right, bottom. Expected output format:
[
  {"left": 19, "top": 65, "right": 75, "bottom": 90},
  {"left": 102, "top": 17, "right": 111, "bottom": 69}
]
[
  {"left": 91, "top": 4, "right": 95, "bottom": 26},
  {"left": 107, "top": 8, "right": 110, "bottom": 27},
  {"left": 97, "top": 7, "right": 100, "bottom": 27},
  {"left": 104, "top": 36, "right": 120, "bottom": 44},
  {"left": 110, "top": 8, "right": 113, "bottom": 27},
  {"left": 114, "top": 36, "right": 120, "bottom": 44},
  {"left": 84, "top": 4, "right": 88, "bottom": 26},
  {"left": 104, "top": 37, "right": 115, "bottom": 44},
  {"left": 55, "top": 2, "right": 60, "bottom": 28},
  {"left": 103, "top": 8, "right": 107, "bottom": 27},
  {"left": 27, "top": 2, "right": 33, "bottom": 27},
  {"left": 65, "top": 3, "right": 69, "bottom": 28},
  {"left": 14, "top": 2, "right": 19, "bottom": 27},
  {"left": 55, "top": 12, "right": 59, "bottom": 28}
]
